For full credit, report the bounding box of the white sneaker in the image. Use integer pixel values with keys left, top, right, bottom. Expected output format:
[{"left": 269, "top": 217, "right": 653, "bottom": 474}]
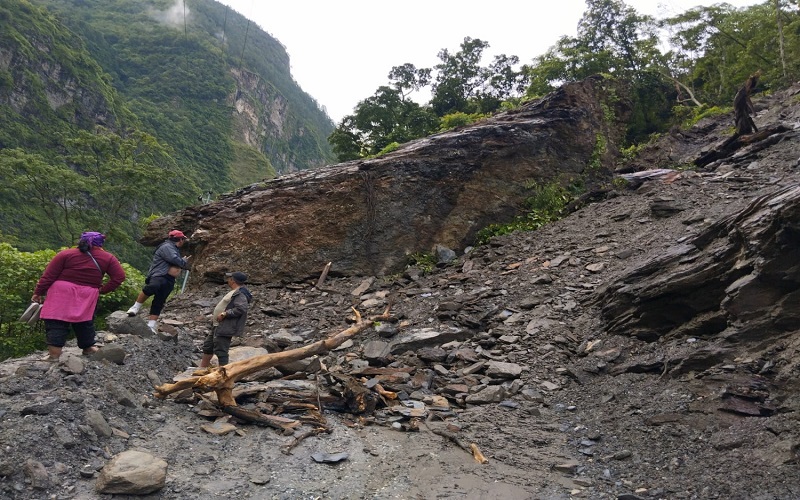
[{"left": 126, "top": 307, "right": 137, "bottom": 317}]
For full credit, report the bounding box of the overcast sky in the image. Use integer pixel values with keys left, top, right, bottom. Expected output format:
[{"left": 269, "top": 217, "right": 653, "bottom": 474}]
[{"left": 216, "top": 0, "right": 764, "bottom": 123}]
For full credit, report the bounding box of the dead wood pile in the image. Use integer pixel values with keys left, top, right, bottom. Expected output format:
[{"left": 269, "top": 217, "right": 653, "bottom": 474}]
[{"left": 153, "top": 306, "right": 488, "bottom": 462}]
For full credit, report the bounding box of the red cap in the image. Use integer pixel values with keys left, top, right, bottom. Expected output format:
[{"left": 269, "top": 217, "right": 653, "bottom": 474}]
[{"left": 169, "top": 230, "right": 187, "bottom": 239}]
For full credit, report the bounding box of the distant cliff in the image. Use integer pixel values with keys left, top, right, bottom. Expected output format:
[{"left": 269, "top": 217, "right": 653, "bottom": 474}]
[{"left": 0, "top": 0, "right": 335, "bottom": 261}]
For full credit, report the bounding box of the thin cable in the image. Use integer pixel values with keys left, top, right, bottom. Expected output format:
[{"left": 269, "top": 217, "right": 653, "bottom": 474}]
[{"left": 221, "top": 4, "right": 229, "bottom": 56}]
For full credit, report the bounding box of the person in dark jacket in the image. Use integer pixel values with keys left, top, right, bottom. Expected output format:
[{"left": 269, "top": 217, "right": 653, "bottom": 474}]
[
  {"left": 198, "top": 271, "right": 253, "bottom": 367},
  {"left": 32, "top": 232, "right": 126, "bottom": 360},
  {"left": 126, "top": 229, "right": 191, "bottom": 332}
]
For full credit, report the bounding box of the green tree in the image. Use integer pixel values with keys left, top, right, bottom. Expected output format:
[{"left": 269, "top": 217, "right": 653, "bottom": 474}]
[
  {"left": 329, "top": 86, "right": 438, "bottom": 161},
  {"left": 665, "top": 3, "right": 799, "bottom": 106},
  {"left": 388, "top": 63, "right": 431, "bottom": 99},
  {"left": 0, "top": 149, "right": 88, "bottom": 246},
  {"left": 65, "top": 127, "right": 182, "bottom": 247},
  {"left": 527, "top": 0, "right": 662, "bottom": 95},
  {"left": 430, "top": 37, "right": 491, "bottom": 115}
]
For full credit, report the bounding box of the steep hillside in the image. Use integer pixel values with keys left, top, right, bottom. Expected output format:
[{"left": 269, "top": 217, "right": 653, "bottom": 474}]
[
  {"left": 30, "top": 0, "right": 335, "bottom": 177},
  {"left": 0, "top": 83, "right": 798, "bottom": 498},
  {"left": 0, "top": 0, "right": 334, "bottom": 265}
]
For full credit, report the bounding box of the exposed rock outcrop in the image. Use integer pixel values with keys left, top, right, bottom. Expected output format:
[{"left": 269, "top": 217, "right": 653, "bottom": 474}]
[
  {"left": 598, "top": 184, "right": 800, "bottom": 342},
  {"left": 145, "top": 76, "right": 631, "bottom": 284}
]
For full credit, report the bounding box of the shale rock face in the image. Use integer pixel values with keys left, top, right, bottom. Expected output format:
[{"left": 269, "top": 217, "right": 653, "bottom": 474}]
[
  {"left": 144, "top": 76, "right": 631, "bottom": 284},
  {"left": 598, "top": 184, "right": 800, "bottom": 343}
]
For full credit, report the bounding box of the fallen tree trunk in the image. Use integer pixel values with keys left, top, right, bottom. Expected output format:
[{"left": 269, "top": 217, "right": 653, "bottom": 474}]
[{"left": 154, "top": 307, "right": 390, "bottom": 406}]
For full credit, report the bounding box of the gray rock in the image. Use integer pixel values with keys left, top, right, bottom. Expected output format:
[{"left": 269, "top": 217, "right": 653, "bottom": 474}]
[
  {"left": 485, "top": 360, "right": 523, "bottom": 379},
  {"left": 465, "top": 385, "right": 506, "bottom": 404},
  {"left": 59, "top": 353, "right": 85, "bottom": 374},
  {"left": 351, "top": 277, "right": 375, "bottom": 296},
  {"left": 520, "top": 388, "right": 545, "bottom": 403},
  {"left": 106, "top": 383, "right": 137, "bottom": 408},
  {"left": 23, "top": 459, "right": 49, "bottom": 489},
  {"left": 20, "top": 397, "right": 59, "bottom": 416},
  {"left": 96, "top": 450, "right": 167, "bottom": 495},
  {"left": 389, "top": 328, "right": 470, "bottom": 354},
  {"left": 105, "top": 311, "right": 155, "bottom": 337},
  {"left": 90, "top": 345, "right": 126, "bottom": 365},
  {"left": 374, "top": 322, "right": 399, "bottom": 338},
  {"left": 434, "top": 244, "right": 457, "bottom": 264},
  {"left": 53, "top": 425, "right": 76, "bottom": 448},
  {"left": 86, "top": 409, "right": 113, "bottom": 438},
  {"left": 362, "top": 340, "right": 391, "bottom": 364}
]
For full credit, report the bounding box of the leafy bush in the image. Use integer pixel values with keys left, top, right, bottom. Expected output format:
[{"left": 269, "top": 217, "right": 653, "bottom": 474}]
[
  {"left": 673, "top": 104, "right": 732, "bottom": 129},
  {"left": 406, "top": 252, "right": 437, "bottom": 274},
  {"left": 476, "top": 181, "right": 570, "bottom": 244},
  {"left": 372, "top": 142, "right": 400, "bottom": 158},
  {"left": 439, "top": 112, "right": 485, "bottom": 131},
  {"left": 0, "top": 242, "right": 143, "bottom": 360}
]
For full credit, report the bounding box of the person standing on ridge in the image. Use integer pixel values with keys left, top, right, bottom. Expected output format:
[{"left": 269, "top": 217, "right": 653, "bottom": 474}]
[
  {"left": 127, "top": 229, "right": 191, "bottom": 332},
  {"left": 198, "top": 272, "right": 252, "bottom": 368},
  {"left": 32, "top": 232, "right": 126, "bottom": 360}
]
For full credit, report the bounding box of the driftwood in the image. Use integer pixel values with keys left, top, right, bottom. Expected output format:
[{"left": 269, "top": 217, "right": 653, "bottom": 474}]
[
  {"left": 326, "top": 372, "right": 379, "bottom": 414},
  {"left": 154, "top": 307, "right": 390, "bottom": 406},
  {"left": 222, "top": 406, "right": 301, "bottom": 434},
  {"left": 280, "top": 427, "right": 331, "bottom": 455},
  {"left": 694, "top": 125, "right": 787, "bottom": 168},
  {"left": 315, "top": 261, "right": 332, "bottom": 288},
  {"left": 427, "top": 425, "right": 489, "bottom": 464}
]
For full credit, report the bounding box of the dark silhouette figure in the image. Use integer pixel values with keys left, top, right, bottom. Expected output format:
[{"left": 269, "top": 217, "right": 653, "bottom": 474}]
[{"left": 734, "top": 71, "right": 761, "bottom": 136}]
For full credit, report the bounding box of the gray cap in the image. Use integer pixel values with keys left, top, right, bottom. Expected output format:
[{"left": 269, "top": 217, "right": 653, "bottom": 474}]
[{"left": 225, "top": 271, "right": 247, "bottom": 284}]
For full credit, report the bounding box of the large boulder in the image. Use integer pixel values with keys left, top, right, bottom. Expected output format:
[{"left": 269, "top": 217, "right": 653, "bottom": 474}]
[{"left": 144, "top": 76, "right": 631, "bottom": 284}]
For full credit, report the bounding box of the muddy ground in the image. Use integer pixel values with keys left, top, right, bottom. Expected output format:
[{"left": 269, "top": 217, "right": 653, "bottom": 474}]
[{"left": 2, "top": 84, "right": 800, "bottom": 499}]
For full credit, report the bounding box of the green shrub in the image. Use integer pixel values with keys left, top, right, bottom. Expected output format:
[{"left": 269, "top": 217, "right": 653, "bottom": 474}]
[
  {"left": 373, "top": 142, "right": 400, "bottom": 157},
  {"left": 476, "top": 181, "right": 570, "bottom": 244},
  {"left": 673, "top": 104, "right": 732, "bottom": 129},
  {"left": 407, "top": 252, "right": 437, "bottom": 274},
  {"left": 439, "top": 112, "right": 485, "bottom": 131}
]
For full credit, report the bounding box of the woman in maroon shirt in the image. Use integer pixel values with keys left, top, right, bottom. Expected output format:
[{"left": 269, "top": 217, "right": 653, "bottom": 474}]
[{"left": 32, "top": 232, "right": 126, "bottom": 360}]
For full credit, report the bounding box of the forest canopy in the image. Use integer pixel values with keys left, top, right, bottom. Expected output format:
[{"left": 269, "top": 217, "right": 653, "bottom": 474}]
[{"left": 329, "top": 0, "right": 798, "bottom": 162}]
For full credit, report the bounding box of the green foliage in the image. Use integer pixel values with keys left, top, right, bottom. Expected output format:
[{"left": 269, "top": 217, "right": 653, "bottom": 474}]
[
  {"left": 672, "top": 104, "right": 732, "bottom": 129},
  {"left": 329, "top": 86, "right": 439, "bottom": 161},
  {"left": 225, "top": 142, "right": 276, "bottom": 188},
  {"left": 476, "top": 181, "right": 571, "bottom": 244},
  {"left": 0, "top": 242, "right": 143, "bottom": 360},
  {"left": 406, "top": 252, "right": 437, "bottom": 274},
  {"left": 2, "top": 0, "right": 334, "bottom": 270},
  {"left": 330, "top": 36, "right": 529, "bottom": 162},
  {"left": 372, "top": 142, "right": 401, "bottom": 158},
  {"left": 438, "top": 112, "right": 485, "bottom": 131},
  {"left": 611, "top": 176, "right": 629, "bottom": 189}
]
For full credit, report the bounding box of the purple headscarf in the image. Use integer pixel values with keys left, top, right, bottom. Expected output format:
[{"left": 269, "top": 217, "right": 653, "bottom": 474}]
[{"left": 79, "top": 231, "right": 106, "bottom": 247}]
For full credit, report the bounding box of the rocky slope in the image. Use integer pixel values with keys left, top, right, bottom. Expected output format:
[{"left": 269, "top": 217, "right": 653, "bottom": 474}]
[{"left": 2, "top": 82, "right": 800, "bottom": 499}]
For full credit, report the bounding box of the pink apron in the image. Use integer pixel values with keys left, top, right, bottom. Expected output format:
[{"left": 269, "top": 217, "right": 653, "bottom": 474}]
[{"left": 40, "top": 280, "right": 100, "bottom": 322}]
